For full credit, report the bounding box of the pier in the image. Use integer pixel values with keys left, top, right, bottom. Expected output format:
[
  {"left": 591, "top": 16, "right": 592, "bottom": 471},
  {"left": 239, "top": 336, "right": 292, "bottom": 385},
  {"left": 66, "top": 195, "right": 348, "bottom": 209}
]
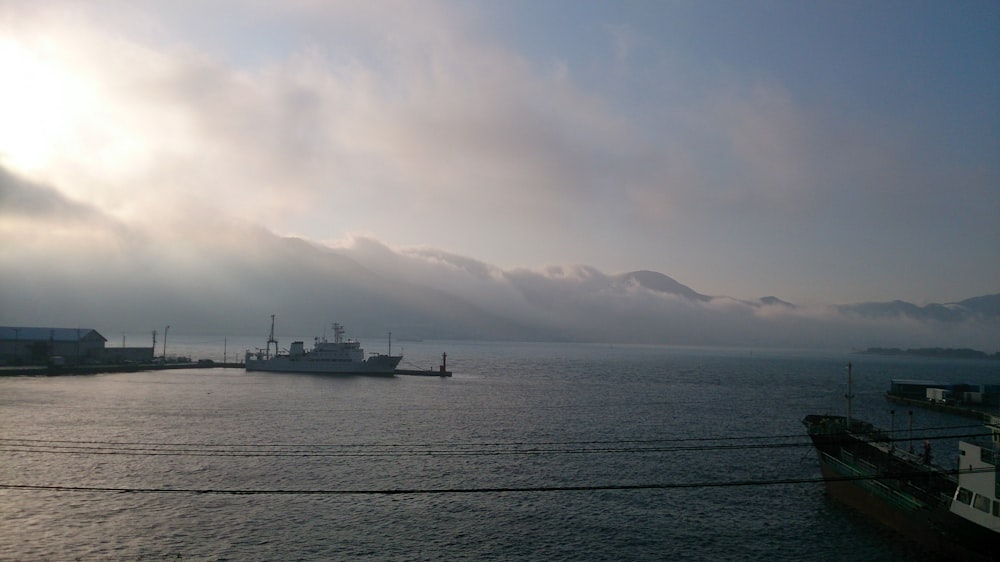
[
  {"left": 885, "top": 393, "right": 999, "bottom": 421},
  {"left": 1, "top": 352, "right": 454, "bottom": 378},
  {"left": 394, "top": 352, "right": 452, "bottom": 377},
  {"left": 0, "top": 361, "right": 244, "bottom": 376}
]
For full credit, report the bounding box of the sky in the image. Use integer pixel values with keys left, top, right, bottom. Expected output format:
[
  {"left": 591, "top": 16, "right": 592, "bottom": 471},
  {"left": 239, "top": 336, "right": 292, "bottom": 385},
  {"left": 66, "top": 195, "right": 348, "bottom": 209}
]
[{"left": 0, "top": 0, "right": 997, "bottom": 312}]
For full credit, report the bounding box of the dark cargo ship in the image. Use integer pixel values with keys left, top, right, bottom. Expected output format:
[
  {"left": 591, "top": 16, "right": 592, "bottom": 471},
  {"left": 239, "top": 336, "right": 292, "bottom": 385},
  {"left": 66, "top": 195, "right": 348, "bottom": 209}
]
[{"left": 803, "top": 364, "right": 999, "bottom": 560}]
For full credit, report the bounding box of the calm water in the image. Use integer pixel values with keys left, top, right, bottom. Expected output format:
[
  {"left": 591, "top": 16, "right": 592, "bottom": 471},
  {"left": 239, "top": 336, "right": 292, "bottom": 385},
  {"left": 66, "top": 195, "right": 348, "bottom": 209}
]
[{"left": 2, "top": 341, "right": 998, "bottom": 561}]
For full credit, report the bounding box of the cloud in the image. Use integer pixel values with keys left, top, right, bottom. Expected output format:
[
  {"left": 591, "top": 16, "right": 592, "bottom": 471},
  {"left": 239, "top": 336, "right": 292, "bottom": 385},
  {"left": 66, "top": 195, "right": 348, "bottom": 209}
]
[
  {"left": 0, "top": 1, "right": 996, "bottom": 308},
  {"left": 0, "top": 169, "right": 995, "bottom": 350},
  {"left": 0, "top": 4, "right": 968, "bottom": 231},
  {"left": 0, "top": 164, "right": 136, "bottom": 268},
  {"left": 0, "top": 3, "right": 639, "bottom": 241},
  {"left": 0, "top": 165, "right": 105, "bottom": 221}
]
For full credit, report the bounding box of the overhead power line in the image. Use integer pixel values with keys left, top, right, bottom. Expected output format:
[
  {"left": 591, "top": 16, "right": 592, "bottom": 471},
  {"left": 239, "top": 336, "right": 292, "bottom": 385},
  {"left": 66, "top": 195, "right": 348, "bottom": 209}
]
[
  {"left": 0, "top": 422, "right": 982, "bottom": 449},
  {"left": 0, "top": 429, "right": 988, "bottom": 458},
  {"left": 1, "top": 467, "right": 993, "bottom": 496}
]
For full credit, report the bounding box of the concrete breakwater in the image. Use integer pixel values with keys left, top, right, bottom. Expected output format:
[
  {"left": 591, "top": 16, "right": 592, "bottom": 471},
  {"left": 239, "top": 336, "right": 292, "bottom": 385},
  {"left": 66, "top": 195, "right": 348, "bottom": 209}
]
[{"left": 886, "top": 392, "right": 1000, "bottom": 421}]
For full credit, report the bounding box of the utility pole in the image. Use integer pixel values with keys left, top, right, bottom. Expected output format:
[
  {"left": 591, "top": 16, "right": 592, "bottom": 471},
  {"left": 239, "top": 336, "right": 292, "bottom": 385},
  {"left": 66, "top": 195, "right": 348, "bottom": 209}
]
[
  {"left": 845, "top": 362, "right": 854, "bottom": 430},
  {"left": 909, "top": 410, "right": 914, "bottom": 453},
  {"left": 889, "top": 410, "right": 895, "bottom": 451}
]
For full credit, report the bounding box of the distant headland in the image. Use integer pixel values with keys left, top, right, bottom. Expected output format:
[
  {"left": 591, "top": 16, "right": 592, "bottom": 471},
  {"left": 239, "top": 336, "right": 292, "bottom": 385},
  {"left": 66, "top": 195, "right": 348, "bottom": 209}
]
[{"left": 858, "top": 347, "right": 1000, "bottom": 360}]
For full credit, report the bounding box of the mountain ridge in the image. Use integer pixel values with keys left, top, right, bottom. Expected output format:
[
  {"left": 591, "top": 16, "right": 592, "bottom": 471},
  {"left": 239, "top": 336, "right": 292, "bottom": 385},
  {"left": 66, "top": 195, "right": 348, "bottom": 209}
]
[
  {"left": 614, "top": 265, "right": 998, "bottom": 322},
  {"left": 1, "top": 215, "right": 997, "bottom": 348}
]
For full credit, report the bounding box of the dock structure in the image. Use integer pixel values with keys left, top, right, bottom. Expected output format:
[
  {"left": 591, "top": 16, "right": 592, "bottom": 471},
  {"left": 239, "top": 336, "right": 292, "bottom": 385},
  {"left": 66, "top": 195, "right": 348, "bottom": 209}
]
[
  {"left": 885, "top": 378, "right": 1000, "bottom": 421},
  {"left": 0, "top": 361, "right": 245, "bottom": 377},
  {"left": 395, "top": 352, "right": 452, "bottom": 377},
  {"left": 886, "top": 393, "right": 999, "bottom": 421}
]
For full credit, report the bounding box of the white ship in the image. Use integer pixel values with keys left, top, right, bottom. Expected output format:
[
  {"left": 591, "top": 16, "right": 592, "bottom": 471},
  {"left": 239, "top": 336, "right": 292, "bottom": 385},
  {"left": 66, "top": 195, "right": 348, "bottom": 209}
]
[{"left": 245, "top": 317, "right": 401, "bottom": 376}]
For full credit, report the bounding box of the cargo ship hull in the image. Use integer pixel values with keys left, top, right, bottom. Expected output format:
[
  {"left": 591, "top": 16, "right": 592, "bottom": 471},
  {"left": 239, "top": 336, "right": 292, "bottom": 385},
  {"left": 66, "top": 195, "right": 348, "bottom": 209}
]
[
  {"left": 813, "top": 448, "right": 992, "bottom": 560},
  {"left": 804, "top": 414, "right": 997, "bottom": 560}
]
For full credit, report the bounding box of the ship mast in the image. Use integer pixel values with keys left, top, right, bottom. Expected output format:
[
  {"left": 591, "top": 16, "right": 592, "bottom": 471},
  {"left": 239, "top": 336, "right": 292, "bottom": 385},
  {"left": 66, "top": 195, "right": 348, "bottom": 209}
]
[{"left": 267, "top": 314, "right": 278, "bottom": 359}]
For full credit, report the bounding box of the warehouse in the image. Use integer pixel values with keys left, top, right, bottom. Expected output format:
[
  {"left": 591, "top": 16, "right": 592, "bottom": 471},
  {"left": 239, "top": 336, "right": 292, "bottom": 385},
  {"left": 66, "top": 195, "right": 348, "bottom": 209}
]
[{"left": 0, "top": 326, "right": 108, "bottom": 365}]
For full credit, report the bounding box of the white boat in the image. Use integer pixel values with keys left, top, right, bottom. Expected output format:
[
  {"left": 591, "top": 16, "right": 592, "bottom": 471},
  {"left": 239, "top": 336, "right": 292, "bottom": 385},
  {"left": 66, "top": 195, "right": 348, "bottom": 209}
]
[{"left": 245, "top": 318, "right": 401, "bottom": 376}]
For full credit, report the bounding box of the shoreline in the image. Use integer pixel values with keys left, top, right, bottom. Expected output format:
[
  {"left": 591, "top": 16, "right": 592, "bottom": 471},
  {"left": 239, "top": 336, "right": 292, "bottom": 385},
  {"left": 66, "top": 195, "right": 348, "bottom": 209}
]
[{"left": 0, "top": 362, "right": 244, "bottom": 376}]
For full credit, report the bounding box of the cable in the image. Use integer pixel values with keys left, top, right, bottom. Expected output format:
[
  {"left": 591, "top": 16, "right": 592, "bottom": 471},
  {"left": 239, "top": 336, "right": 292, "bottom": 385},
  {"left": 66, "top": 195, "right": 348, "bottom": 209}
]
[
  {"left": 0, "top": 431, "right": 988, "bottom": 458},
  {"left": 0, "top": 442, "right": 808, "bottom": 457},
  {"left": 0, "top": 422, "right": 982, "bottom": 449},
  {"left": 1, "top": 467, "right": 993, "bottom": 495},
  {"left": 0, "top": 434, "right": 810, "bottom": 447}
]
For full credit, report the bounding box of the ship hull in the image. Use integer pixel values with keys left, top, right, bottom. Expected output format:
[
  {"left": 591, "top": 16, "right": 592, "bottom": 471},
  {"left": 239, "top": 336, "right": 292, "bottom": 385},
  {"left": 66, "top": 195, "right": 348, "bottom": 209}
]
[
  {"left": 805, "top": 415, "right": 997, "bottom": 561},
  {"left": 245, "top": 354, "right": 402, "bottom": 376},
  {"left": 815, "top": 452, "right": 994, "bottom": 560}
]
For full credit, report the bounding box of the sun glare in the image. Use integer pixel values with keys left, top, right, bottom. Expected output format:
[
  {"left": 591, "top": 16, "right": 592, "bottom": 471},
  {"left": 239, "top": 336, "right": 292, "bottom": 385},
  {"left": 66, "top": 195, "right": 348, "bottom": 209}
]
[{"left": 0, "top": 39, "right": 83, "bottom": 173}]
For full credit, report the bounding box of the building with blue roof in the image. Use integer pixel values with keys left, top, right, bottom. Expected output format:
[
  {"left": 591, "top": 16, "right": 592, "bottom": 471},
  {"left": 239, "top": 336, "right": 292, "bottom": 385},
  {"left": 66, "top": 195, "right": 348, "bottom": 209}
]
[{"left": 0, "top": 327, "right": 107, "bottom": 365}]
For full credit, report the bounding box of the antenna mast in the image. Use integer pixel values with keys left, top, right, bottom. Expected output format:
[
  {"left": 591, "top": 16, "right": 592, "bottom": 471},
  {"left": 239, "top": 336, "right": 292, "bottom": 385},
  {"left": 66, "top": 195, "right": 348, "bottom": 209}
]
[{"left": 846, "top": 362, "right": 854, "bottom": 430}]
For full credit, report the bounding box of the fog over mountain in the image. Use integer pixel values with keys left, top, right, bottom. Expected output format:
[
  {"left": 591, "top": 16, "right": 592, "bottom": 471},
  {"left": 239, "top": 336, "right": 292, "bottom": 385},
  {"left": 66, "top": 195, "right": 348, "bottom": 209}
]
[{"left": 2, "top": 167, "right": 996, "bottom": 351}]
